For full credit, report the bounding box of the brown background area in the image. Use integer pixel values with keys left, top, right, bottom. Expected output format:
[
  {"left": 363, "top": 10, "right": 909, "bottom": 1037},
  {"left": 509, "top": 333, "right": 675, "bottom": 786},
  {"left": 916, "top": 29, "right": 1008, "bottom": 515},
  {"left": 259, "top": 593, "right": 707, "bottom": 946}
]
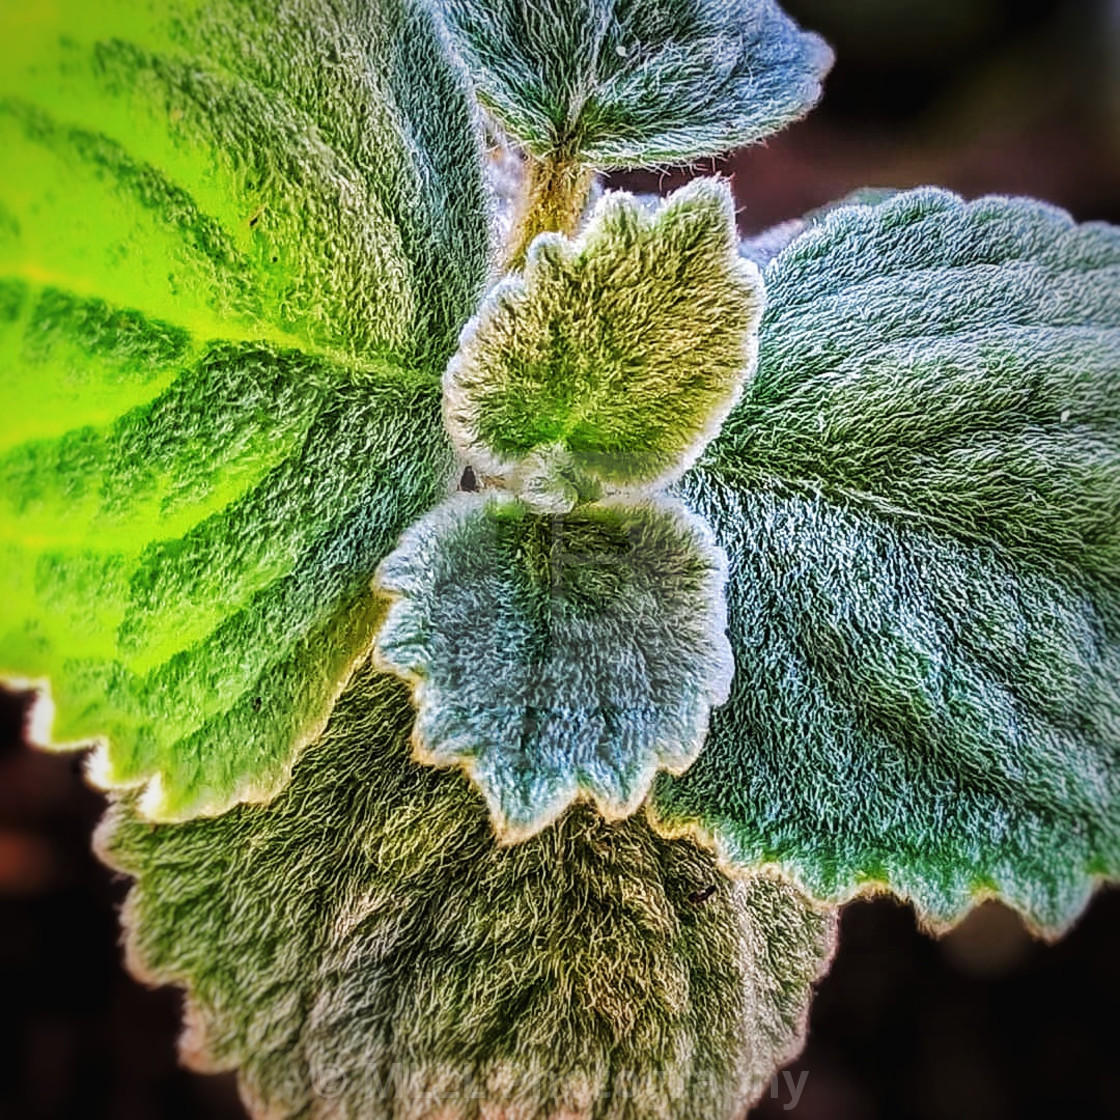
[{"left": 3, "top": 1, "right": 1120, "bottom": 1117}]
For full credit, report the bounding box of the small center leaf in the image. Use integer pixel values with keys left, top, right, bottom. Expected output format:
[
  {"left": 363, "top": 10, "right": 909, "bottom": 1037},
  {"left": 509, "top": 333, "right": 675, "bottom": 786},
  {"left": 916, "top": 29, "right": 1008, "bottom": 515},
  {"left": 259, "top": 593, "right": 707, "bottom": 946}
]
[{"left": 444, "top": 178, "right": 764, "bottom": 509}]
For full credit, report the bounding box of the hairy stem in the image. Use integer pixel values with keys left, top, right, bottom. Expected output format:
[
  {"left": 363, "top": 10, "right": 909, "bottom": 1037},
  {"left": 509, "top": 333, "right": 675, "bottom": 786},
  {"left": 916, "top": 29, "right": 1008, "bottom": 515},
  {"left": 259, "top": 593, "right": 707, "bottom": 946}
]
[{"left": 503, "top": 155, "right": 595, "bottom": 271}]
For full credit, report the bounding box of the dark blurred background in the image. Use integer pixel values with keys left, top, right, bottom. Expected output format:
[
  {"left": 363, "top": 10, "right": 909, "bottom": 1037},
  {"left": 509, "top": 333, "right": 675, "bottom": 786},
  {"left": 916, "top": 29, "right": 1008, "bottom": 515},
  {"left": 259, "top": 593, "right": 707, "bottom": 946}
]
[
  {"left": 618, "top": 0, "right": 1120, "bottom": 231},
  {"left": 3, "top": 0, "right": 1119, "bottom": 1117}
]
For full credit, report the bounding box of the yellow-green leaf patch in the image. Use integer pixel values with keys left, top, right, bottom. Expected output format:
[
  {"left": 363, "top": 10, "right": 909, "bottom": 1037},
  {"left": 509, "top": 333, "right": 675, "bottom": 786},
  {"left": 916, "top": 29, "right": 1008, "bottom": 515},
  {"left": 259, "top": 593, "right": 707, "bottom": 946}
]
[
  {"left": 444, "top": 180, "right": 763, "bottom": 508},
  {"left": 0, "top": 0, "right": 489, "bottom": 818}
]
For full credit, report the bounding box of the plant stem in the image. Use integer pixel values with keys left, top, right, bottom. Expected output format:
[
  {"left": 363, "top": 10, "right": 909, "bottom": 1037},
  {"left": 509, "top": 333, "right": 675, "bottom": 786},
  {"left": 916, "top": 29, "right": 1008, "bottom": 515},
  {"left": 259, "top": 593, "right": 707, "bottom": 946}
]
[{"left": 503, "top": 155, "right": 595, "bottom": 271}]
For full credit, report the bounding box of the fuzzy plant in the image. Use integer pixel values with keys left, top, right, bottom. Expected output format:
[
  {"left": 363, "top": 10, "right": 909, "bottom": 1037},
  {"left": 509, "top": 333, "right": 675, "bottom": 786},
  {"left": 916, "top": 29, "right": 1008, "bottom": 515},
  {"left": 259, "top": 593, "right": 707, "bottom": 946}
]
[{"left": 0, "top": 0, "right": 1117, "bottom": 1117}]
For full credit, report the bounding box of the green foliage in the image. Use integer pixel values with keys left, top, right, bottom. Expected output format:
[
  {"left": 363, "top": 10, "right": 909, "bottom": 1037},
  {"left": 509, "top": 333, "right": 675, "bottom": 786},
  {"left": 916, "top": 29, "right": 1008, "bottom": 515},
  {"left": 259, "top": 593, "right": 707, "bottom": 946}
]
[
  {"left": 0, "top": 0, "right": 488, "bottom": 368},
  {"left": 437, "top": 0, "right": 833, "bottom": 167},
  {"left": 100, "top": 663, "right": 836, "bottom": 1120},
  {"left": 0, "top": 0, "right": 489, "bottom": 818},
  {"left": 739, "top": 187, "right": 900, "bottom": 267},
  {"left": 445, "top": 180, "right": 763, "bottom": 506},
  {"left": 376, "top": 492, "right": 733, "bottom": 837},
  {"left": 653, "top": 189, "right": 1120, "bottom": 932},
  {"left": 712, "top": 188, "right": 1120, "bottom": 584},
  {"left": 4, "top": 0, "right": 1120, "bottom": 1111}
]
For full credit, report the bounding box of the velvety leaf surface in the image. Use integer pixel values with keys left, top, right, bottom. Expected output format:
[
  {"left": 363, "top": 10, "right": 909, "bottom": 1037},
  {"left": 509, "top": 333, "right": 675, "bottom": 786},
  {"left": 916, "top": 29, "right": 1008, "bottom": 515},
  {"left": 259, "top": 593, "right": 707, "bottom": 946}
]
[
  {"left": 100, "top": 663, "right": 836, "bottom": 1120},
  {"left": 654, "top": 190, "right": 1120, "bottom": 932},
  {"left": 715, "top": 188, "right": 1120, "bottom": 584},
  {"left": 376, "top": 493, "right": 733, "bottom": 837},
  {"left": 445, "top": 181, "right": 763, "bottom": 506},
  {"left": 0, "top": 0, "right": 489, "bottom": 818},
  {"left": 0, "top": 0, "right": 489, "bottom": 369},
  {"left": 438, "top": 0, "right": 833, "bottom": 167},
  {"left": 739, "top": 188, "right": 900, "bottom": 268}
]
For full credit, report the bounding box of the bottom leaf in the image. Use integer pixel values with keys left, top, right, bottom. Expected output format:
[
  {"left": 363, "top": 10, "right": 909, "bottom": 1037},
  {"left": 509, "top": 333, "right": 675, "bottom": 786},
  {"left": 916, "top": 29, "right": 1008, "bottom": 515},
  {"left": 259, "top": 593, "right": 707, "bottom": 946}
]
[{"left": 98, "top": 662, "right": 835, "bottom": 1120}]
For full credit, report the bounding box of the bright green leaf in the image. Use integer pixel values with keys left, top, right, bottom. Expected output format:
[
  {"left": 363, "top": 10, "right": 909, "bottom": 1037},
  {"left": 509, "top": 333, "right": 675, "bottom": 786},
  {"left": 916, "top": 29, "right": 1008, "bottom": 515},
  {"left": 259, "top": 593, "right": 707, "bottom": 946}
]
[
  {"left": 2, "top": 339, "right": 455, "bottom": 820},
  {"left": 445, "top": 180, "right": 764, "bottom": 506},
  {"left": 100, "top": 663, "right": 836, "bottom": 1120},
  {"left": 375, "top": 492, "right": 733, "bottom": 837},
  {"left": 0, "top": 0, "right": 489, "bottom": 370},
  {"left": 438, "top": 0, "right": 833, "bottom": 167},
  {"left": 653, "top": 189, "right": 1120, "bottom": 933},
  {"left": 0, "top": 0, "right": 489, "bottom": 818}
]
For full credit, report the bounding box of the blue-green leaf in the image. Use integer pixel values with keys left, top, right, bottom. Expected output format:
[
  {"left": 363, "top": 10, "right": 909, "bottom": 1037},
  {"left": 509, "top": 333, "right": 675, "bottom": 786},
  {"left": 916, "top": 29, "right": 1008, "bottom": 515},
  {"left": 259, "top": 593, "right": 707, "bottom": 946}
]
[
  {"left": 375, "top": 493, "right": 733, "bottom": 837},
  {"left": 653, "top": 189, "right": 1120, "bottom": 933},
  {"left": 438, "top": 0, "right": 833, "bottom": 167},
  {"left": 739, "top": 187, "right": 900, "bottom": 267},
  {"left": 715, "top": 188, "right": 1120, "bottom": 584},
  {"left": 99, "top": 662, "right": 837, "bottom": 1120}
]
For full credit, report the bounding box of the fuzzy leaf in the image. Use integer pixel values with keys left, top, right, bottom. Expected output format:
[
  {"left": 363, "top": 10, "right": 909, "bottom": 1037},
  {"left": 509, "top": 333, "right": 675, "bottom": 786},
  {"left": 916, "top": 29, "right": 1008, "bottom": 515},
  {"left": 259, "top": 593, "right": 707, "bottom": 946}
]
[
  {"left": 445, "top": 180, "right": 763, "bottom": 506},
  {"left": 715, "top": 188, "right": 1120, "bottom": 583},
  {"left": 438, "top": 0, "right": 833, "bottom": 167},
  {"left": 653, "top": 189, "right": 1120, "bottom": 933},
  {"left": 0, "top": 0, "right": 488, "bottom": 370},
  {"left": 739, "top": 187, "right": 900, "bottom": 267},
  {"left": 375, "top": 493, "right": 733, "bottom": 837},
  {"left": 0, "top": 0, "right": 489, "bottom": 818},
  {"left": 99, "top": 662, "right": 836, "bottom": 1120}
]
